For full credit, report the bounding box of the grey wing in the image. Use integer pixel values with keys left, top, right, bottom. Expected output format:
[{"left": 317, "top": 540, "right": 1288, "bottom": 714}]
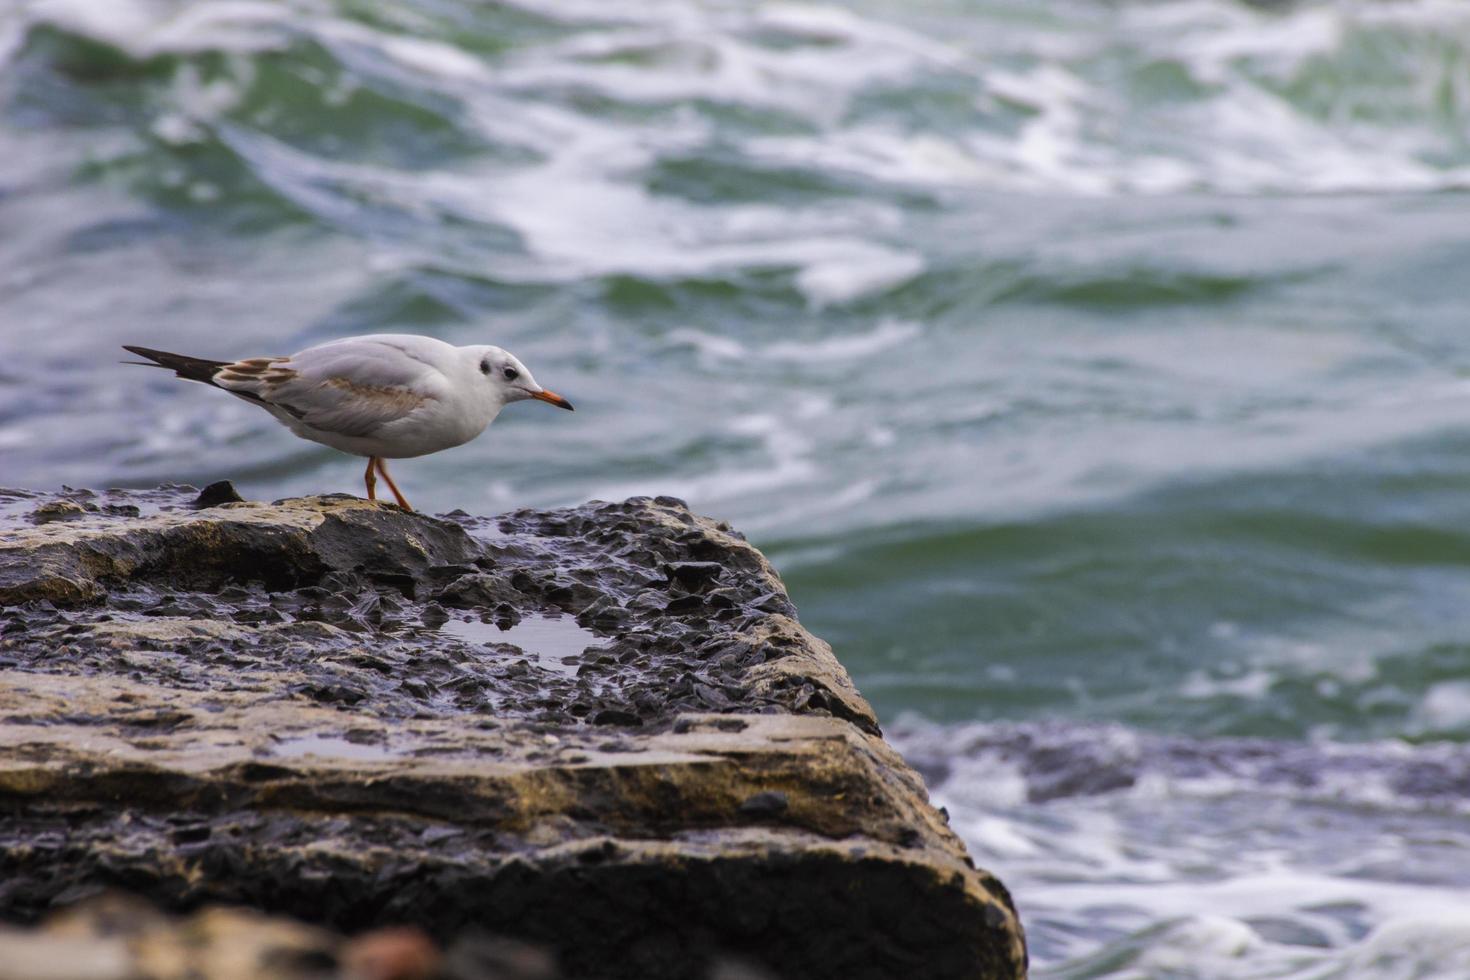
[{"left": 214, "top": 340, "right": 446, "bottom": 437}]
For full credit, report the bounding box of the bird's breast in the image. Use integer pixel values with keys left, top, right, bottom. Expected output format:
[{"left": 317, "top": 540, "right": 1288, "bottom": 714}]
[{"left": 407, "top": 395, "right": 499, "bottom": 455}]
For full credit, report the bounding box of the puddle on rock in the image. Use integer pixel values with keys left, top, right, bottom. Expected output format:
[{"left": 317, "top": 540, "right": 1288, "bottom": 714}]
[
  {"left": 435, "top": 613, "right": 599, "bottom": 678},
  {"left": 270, "top": 734, "right": 398, "bottom": 761}
]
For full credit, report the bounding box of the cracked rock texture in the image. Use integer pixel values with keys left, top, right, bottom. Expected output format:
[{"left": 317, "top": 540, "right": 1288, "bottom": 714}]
[{"left": 0, "top": 485, "right": 1027, "bottom": 980}]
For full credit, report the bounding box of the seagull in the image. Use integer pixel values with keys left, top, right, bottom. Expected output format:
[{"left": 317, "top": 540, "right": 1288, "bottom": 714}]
[{"left": 123, "top": 334, "right": 573, "bottom": 512}]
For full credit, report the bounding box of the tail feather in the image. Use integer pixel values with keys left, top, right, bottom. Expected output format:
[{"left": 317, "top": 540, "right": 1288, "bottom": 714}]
[{"left": 122, "top": 345, "right": 229, "bottom": 385}]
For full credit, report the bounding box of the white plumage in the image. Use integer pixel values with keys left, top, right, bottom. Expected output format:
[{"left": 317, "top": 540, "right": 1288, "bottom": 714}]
[{"left": 124, "top": 333, "right": 574, "bottom": 511}]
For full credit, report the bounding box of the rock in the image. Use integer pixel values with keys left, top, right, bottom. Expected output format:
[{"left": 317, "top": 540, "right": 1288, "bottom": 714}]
[
  {"left": 194, "top": 480, "right": 246, "bottom": 508},
  {"left": 0, "top": 892, "right": 553, "bottom": 980},
  {"left": 0, "top": 486, "right": 1026, "bottom": 980},
  {"left": 442, "top": 933, "right": 560, "bottom": 980},
  {"left": 340, "top": 926, "right": 442, "bottom": 980},
  {"left": 30, "top": 500, "right": 88, "bottom": 525},
  {"left": 738, "top": 791, "right": 790, "bottom": 819}
]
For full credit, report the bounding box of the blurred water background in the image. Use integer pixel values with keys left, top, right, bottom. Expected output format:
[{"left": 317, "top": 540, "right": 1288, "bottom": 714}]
[{"left": 5, "top": 0, "right": 1470, "bottom": 976}]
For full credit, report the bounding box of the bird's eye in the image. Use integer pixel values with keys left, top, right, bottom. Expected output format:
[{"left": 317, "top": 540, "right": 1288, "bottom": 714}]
[
  {"left": 480, "top": 359, "right": 491, "bottom": 376},
  {"left": 503, "top": 367, "right": 519, "bottom": 381}
]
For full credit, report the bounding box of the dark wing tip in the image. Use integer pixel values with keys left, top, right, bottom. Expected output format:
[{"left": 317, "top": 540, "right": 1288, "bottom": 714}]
[
  {"left": 118, "top": 345, "right": 228, "bottom": 383},
  {"left": 122, "top": 345, "right": 164, "bottom": 367}
]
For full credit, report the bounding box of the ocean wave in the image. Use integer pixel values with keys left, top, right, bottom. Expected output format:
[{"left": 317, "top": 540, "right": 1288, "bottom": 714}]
[
  {"left": 10, "top": 0, "right": 1470, "bottom": 225},
  {"left": 890, "top": 718, "right": 1470, "bottom": 975},
  {"left": 1041, "top": 903, "right": 1470, "bottom": 980},
  {"left": 891, "top": 718, "right": 1470, "bottom": 810}
]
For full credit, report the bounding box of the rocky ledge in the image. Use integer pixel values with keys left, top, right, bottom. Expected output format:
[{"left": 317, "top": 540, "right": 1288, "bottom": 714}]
[{"left": 0, "top": 485, "right": 1026, "bottom": 980}]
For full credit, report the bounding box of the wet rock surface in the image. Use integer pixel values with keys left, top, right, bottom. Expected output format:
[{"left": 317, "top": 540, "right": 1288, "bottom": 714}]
[{"left": 0, "top": 486, "right": 1026, "bottom": 980}]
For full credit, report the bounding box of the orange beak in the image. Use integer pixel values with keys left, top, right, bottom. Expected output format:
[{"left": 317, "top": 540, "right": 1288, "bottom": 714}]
[{"left": 531, "top": 388, "right": 575, "bottom": 411}]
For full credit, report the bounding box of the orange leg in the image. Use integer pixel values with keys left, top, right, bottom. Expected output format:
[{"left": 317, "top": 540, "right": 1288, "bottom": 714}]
[
  {"left": 375, "top": 457, "right": 413, "bottom": 512},
  {"left": 364, "top": 456, "right": 378, "bottom": 501}
]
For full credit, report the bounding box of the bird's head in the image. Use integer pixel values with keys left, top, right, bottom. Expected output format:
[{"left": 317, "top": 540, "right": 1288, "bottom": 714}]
[{"left": 472, "top": 346, "right": 574, "bottom": 411}]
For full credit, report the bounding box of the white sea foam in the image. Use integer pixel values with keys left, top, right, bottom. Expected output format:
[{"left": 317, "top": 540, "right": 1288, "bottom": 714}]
[
  {"left": 756, "top": 0, "right": 1470, "bottom": 195},
  {"left": 380, "top": 35, "right": 492, "bottom": 83},
  {"left": 27, "top": 0, "right": 291, "bottom": 57},
  {"left": 668, "top": 319, "right": 920, "bottom": 365},
  {"left": 1412, "top": 681, "right": 1470, "bottom": 736},
  {"left": 0, "top": 15, "right": 26, "bottom": 68},
  {"left": 17, "top": 0, "right": 1470, "bottom": 201},
  {"left": 1179, "top": 667, "right": 1277, "bottom": 701},
  {"left": 768, "top": 320, "right": 921, "bottom": 361},
  {"left": 796, "top": 249, "right": 922, "bottom": 307},
  {"left": 891, "top": 718, "right": 1470, "bottom": 976},
  {"left": 1325, "top": 912, "right": 1470, "bottom": 980}
]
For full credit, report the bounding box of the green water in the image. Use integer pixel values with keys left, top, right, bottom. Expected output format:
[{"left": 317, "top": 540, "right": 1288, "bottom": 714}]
[{"left": 4, "top": 0, "right": 1470, "bottom": 975}]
